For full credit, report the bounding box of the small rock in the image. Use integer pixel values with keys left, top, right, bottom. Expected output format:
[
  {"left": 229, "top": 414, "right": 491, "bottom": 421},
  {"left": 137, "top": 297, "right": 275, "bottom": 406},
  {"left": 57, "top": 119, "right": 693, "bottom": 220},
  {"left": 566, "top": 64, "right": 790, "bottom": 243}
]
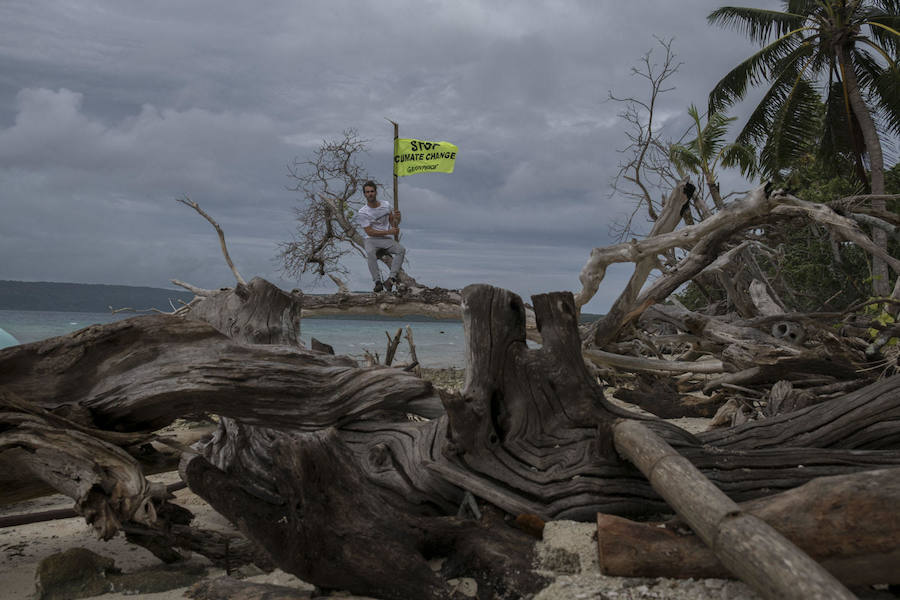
[
  {"left": 447, "top": 577, "right": 478, "bottom": 597},
  {"left": 538, "top": 547, "right": 581, "bottom": 574},
  {"left": 34, "top": 547, "right": 209, "bottom": 600},
  {"left": 35, "top": 548, "right": 119, "bottom": 600}
]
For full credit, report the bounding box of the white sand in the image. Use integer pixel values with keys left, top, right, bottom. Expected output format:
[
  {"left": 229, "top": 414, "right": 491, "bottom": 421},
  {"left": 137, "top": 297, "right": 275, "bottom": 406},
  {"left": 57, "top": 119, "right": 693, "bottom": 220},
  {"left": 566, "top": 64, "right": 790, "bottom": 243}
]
[
  {"left": 1, "top": 476, "right": 761, "bottom": 600},
  {"left": 0, "top": 472, "right": 312, "bottom": 600},
  {"left": 533, "top": 521, "right": 759, "bottom": 600}
]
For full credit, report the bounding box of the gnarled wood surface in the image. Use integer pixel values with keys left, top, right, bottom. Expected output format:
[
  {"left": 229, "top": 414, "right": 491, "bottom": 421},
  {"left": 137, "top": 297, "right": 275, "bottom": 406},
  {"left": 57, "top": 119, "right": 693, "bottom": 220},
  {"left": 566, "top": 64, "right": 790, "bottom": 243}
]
[
  {"left": 4, "top": 283, "right": 900, "bottom": 597},
  {"left": 185, "top": 277, "right": 302, "bottom": 346},
  {"left": 297, "top": 285, "right": 464, "bottom": 321},
  {"left": 597, "top": 467, "right": 900, "bottom": 585}
]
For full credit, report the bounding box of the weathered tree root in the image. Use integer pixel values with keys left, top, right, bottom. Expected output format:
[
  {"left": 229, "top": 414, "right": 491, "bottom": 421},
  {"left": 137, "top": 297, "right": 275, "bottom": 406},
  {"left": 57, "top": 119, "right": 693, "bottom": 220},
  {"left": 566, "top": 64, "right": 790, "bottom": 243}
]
[
  {"left": 4, "top": 283, "right": 900, "bottom": 597},
  {"left": 181, "top": 433, "right": 548, "bottom": 600}
]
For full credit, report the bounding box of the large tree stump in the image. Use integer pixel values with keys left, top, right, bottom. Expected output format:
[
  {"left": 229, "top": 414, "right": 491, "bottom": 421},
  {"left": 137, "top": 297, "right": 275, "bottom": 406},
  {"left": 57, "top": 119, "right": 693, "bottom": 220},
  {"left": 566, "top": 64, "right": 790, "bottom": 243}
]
[
  {"left": 181, "top": 431, "right": 548, "bottom": 600},
  {"left": 185, "top": 276, "right": 303, "bottom": 346},
  {"left": 5, "top": 284, "right": 900, "bottom": 598}
]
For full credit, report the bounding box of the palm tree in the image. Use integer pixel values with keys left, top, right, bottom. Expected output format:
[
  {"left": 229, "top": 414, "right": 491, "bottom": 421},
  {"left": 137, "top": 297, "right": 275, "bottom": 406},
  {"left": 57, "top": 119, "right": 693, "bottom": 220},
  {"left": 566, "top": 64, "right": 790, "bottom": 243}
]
[
  {"left": 707, "top": 0, "right": 900, "bottom": 295},
  {"left": 669, "top": 105, "right": 757, "bottom": 211}
]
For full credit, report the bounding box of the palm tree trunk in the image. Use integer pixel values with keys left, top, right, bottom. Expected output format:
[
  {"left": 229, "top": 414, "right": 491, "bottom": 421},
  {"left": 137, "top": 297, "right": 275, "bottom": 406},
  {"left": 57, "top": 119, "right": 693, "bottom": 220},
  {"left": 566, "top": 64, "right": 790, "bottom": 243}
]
[{"left": 837, "top": 46, "right": 890, "bottom": 296}]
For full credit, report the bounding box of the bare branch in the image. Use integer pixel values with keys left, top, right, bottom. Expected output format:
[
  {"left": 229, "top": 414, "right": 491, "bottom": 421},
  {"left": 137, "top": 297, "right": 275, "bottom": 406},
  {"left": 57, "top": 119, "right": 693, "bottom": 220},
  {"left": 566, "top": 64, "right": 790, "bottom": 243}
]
[
  {"left": 279, "top": 129, "right": 371, "bottom": 283},
  {"left": 171, "top": 279, "right": 216, "bottom": 296},
  {"left": 607, "top": 37, "right": 684, "bottom": 238},
  {"left": 176, "top": 197, "right": 246, "bottom": 286}
]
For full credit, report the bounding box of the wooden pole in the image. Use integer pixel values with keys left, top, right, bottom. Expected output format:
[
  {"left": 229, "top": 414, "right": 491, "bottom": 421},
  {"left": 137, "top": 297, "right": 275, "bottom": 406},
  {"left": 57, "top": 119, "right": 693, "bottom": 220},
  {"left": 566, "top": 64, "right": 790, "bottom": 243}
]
[
  {"left": 612, "top": 419, "right": 856, "bottom": 600},
  {"left": 389, "top": 118, "right": 400, "bottom": 241}
]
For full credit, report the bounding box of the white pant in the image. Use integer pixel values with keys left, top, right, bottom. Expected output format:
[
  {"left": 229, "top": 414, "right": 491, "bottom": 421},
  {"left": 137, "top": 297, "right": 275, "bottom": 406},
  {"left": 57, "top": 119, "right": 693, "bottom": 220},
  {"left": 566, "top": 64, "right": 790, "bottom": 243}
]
[{"left": 364, "top": 237, "right": 405, "bottom": 282}]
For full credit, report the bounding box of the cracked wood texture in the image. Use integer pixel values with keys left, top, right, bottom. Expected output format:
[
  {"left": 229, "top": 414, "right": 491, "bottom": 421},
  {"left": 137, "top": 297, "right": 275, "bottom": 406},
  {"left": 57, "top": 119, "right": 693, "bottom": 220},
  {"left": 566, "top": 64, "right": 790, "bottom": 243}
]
[
  {"left": 596, "top": 467, "right": 900, "bottom": 585},
  {"left": 4, "top": 282, "right": 900, "bottom": 597},
  {"left": 186, "top": 277, "right": 303, "bottom": 346}
]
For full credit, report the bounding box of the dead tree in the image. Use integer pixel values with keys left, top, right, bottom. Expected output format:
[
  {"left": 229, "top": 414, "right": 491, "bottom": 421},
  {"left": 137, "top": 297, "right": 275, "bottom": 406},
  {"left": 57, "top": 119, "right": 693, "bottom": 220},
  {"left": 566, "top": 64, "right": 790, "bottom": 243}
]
[
  {"left": 279, "top": 129, "right": 418, "bottom": 291},
  {"left": 576, "top": 183, "right": 900, "bottom": 424}
]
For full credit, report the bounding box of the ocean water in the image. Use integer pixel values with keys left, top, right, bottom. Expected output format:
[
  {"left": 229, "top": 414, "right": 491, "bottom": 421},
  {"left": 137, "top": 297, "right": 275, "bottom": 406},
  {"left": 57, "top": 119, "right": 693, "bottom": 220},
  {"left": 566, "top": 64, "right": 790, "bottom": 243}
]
[{"left": 0, "top": 309, "right": 466, "bottom": 367}]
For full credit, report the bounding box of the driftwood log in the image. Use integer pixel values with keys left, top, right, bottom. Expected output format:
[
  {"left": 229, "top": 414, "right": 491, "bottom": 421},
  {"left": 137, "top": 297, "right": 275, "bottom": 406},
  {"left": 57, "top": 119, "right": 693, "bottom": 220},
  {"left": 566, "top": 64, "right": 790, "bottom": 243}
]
[
  {"left": 612, "top": 419, "right": 854, "bottom": 599},
  {"left": 596, "top": 467, "right": 900, "bottom": 585},
  {"left": 4, "top": 283, "right": 900, "bottom": 597}
]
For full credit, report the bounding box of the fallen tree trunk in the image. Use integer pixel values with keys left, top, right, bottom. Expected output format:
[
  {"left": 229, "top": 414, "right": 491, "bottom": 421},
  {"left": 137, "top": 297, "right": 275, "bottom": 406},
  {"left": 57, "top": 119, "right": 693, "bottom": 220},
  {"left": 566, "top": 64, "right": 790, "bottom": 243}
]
[
  {"left": 596, "top": 467, "right": 900, "bottom": 585},
  {"left": 0, "top": 395, "right": 157, "bottom": 540},
  {"left": 296, "top": 285, "right": 464, "bottom": 321},
  {"left": 4, "top": 284, "right": 900, "bottom": 598},
  {"left": 612, "top": 375, "right": 724, "bottom": 418},
  {"left": 613, "top": 419, "right": 854, "bottom": 599},
  {"left": 4, "top": 289, "right": 900, "bottom": 514}
]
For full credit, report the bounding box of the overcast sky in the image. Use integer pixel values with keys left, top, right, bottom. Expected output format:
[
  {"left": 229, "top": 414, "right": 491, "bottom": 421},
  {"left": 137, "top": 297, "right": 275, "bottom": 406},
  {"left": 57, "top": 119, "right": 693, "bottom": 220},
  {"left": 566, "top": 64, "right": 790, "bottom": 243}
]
[{"left": 0, "top": 0, "right": 782, "bottom": 313}]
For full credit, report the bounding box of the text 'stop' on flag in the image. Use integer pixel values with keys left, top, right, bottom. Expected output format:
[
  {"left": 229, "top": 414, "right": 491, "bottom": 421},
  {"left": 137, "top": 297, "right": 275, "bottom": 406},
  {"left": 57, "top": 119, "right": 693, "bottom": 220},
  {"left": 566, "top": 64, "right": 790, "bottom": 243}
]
[{"left": 393, "top": 139, "right": 458, "bottom": 176}]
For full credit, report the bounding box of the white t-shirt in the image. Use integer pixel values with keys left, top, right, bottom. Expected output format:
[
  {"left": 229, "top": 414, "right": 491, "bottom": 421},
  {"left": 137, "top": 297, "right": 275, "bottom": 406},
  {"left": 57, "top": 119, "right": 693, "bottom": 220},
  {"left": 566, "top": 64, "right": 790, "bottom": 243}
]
[{"left": 356, "top": 201, "right": 393, "bottom": 239}]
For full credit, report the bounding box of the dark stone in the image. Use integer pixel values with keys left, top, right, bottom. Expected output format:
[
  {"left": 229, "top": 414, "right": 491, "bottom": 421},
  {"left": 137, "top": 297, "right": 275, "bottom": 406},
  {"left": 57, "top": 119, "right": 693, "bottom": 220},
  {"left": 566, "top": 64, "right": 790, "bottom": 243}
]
[{"left": 35, "top": 547, "right": 208, "bottom": 600}]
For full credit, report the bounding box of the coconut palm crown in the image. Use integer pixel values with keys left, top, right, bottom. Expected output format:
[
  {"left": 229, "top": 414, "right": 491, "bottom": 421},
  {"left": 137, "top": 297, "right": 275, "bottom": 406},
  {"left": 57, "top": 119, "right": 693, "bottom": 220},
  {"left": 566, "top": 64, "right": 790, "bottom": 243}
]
[
  {"left": 669, "top": 105, "right": 758, "bottom": 210},
  {"left": 707, "top": 1, "right": 900, "bottom": 186}
]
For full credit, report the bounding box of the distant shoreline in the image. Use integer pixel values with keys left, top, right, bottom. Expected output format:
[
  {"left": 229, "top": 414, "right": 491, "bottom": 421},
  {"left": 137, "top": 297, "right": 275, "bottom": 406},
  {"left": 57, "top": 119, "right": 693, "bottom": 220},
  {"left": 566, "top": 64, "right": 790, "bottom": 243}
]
[
  {"left": 0, "top": 280, "right": 604, "bottom": 322},
  {"left": 0, "top": 280, "right": 194, "bottom": 313}
]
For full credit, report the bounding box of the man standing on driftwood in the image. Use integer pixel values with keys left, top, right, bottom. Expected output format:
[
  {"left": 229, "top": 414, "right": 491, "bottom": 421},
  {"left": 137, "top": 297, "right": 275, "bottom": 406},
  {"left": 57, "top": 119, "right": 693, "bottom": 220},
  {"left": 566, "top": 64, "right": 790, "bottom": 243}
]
[{"left": 357, "top": 180, "right": 405, "bottom": 293}]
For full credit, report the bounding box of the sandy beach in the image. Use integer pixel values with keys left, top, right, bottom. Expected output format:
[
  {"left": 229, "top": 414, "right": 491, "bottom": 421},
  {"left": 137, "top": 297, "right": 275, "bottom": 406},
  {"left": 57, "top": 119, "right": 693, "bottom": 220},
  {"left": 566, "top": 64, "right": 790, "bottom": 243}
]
[{"left": 1, "top": 470, "right": 763, "bottom": 600}]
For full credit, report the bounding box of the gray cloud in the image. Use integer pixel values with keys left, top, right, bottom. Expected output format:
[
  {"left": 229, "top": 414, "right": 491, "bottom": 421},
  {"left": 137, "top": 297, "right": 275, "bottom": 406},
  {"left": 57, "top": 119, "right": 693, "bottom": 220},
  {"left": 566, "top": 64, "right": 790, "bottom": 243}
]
[{"left": 0, "top": 0, "right": 785, "bottom": 313}]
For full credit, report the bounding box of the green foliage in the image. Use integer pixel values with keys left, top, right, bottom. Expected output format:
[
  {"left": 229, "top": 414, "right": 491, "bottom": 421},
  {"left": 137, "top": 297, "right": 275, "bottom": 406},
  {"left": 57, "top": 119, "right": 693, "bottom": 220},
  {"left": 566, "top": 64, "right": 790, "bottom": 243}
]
[
  {"left": 708, "top": 1, "right": 900, "bottom": 182},
  {"left": 886, "top": 161, "right": 900, "bottom": 206},
  {"left": 669, "top": 105, "right": 757, "bottom": 183},
  {"left": 761, "top": 152, "right": 873, "bottom": 312},
  {"left": 673, "top": 280, "right": 724, "bottom": 311},
  {"left": 770, "top": 222, "right": 871, "bottom": 311},
  {"left": 674, "top": 153, "right": 884, "bottom": 313},
  {"left": 865, "top": 302, "right": 897, "bottom": 340}
]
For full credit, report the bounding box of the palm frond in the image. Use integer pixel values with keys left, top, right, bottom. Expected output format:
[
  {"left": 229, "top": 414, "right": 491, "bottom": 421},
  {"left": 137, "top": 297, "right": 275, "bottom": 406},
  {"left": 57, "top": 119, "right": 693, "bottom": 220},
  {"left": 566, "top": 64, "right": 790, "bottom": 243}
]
[
  {"left": 865, "top": 15, "right": 900, "bottom": 55},
  {"left": 708, "top": 6, "right": 806, "bottom": 44},
  {"left": 731, "top": 44, "right": 816, "bottom": 148},
  {"left": 820, "top": 79, "right": 863, "bottom": 169},
  {"left": 708, "top": 33, "right": 806, "bottom": 112},
  {"left": 870, "top": 61, "right": 900, "bottom": 135},
  {"left": 786, "top": 0, "right": 820, "bottom": 15},
  {"left": 719, "top": 143, "right": 759, "bottom": 178},
  {"left": 759, "top": 77, "right": 822, "bottom": 177},
  {"left": 735, "top": 74, "right": 794, "bottom": 148},
  {"left": 852, "top": 47, "right": 888, "bottom": 89},
  {"left": 711, "top": 0, "right": 897, "bottom": 182},
  {"left": 705, "top": 113, "right": 739, "bottom": 159},
  {"left": 669, "top": 144, "right": 702, "bottom": 177},
  {"left": 870, "top": 0, "right": 900, "bottom": 15}
]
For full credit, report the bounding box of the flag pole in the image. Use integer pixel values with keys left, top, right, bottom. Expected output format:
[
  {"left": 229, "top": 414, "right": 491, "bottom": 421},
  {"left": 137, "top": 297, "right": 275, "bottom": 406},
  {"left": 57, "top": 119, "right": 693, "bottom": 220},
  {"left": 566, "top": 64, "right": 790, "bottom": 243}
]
[{"left": 387, "top": 118, "right": 400, "bottom": 241}]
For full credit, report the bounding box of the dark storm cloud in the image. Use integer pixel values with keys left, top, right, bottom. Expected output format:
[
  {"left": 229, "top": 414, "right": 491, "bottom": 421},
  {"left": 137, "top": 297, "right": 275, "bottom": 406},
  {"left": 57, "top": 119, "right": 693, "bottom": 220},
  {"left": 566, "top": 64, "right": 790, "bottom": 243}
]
[{"left": 0, "top": 0, "right": 780, "bottom": 312}]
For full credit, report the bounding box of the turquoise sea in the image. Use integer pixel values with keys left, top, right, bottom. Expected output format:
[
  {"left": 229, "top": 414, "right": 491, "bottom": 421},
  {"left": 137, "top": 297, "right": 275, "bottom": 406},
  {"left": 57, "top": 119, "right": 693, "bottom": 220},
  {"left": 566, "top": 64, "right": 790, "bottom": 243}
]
[{"left": 0, "top": 309, "right": 466, "bottom": 367}]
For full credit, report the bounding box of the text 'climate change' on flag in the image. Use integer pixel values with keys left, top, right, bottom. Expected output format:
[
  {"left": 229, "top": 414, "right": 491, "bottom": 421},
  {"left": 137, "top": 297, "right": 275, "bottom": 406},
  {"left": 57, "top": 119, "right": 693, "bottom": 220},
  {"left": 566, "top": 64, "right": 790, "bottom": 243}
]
[{"left": 393, "top": 139, "right": 458, "bottom": 176}]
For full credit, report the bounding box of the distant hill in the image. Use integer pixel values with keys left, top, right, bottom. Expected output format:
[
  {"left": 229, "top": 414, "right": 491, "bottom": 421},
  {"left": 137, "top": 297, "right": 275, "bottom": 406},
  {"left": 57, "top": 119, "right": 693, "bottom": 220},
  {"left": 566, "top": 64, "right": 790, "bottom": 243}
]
[{"left": 0, "top": 280, "right": 196, "bottom": 313}]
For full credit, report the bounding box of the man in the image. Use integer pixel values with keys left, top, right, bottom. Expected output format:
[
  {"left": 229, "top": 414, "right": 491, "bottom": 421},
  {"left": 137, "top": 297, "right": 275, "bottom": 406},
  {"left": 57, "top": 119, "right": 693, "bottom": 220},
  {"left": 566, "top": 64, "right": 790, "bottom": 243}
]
[{"left": 356, "top": 180, "right": 405, "bottom": 293}]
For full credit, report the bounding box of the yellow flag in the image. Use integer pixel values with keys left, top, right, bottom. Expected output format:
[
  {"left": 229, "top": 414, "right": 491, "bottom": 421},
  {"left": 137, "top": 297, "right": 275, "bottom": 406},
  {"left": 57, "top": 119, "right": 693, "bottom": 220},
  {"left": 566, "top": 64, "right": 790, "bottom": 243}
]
[{"left": 393, "top": 139, "right": 458, "bottom": 176}]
